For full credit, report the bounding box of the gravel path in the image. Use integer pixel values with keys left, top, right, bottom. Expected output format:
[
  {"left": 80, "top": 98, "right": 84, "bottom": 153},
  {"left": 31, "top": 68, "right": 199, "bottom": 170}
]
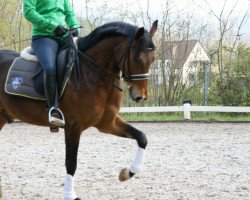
[{"left": 0, "top": 122, "right": 249, "bottom": 200}]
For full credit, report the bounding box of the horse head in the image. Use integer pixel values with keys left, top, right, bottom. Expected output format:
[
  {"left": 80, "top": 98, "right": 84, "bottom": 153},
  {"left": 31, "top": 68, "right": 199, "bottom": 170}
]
[
  {"left": 77, "top": 20, "right": 158, "bottom": 102},
  {"left": 115, "top": 20, "right": 158, "bottom": 103}
]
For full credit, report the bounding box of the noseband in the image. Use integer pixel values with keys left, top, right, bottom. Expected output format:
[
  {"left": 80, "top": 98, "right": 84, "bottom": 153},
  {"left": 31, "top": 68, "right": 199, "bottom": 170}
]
[
  {"left": 123, "top": 73, "right": 150, "bottom": 83},
  {"left": 62, "top": 34, "right": 151, "bottom": 92},
  {"left": 118, "top": 37, "right": 150, "bottom": 84}
]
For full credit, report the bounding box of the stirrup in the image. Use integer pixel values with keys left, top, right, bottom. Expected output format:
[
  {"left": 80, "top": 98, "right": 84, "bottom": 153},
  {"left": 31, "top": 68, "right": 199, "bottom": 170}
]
[{"left": 48, "top": 107, "right": 65, "bottom": 127}]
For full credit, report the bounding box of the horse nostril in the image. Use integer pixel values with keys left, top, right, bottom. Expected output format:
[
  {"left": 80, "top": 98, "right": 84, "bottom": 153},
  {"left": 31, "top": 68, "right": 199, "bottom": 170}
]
[{"left": 135, "top": 97, "right": 143, "bottom": 102}]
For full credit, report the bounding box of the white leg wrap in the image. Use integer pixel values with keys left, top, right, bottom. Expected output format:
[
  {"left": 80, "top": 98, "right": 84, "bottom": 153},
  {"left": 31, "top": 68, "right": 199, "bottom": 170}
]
[
  {"left": 64, "top": 174, "right": 77, "bottom": 200},
  {"left": 129, "top": 147, "right": 145, "bottom": 174}
]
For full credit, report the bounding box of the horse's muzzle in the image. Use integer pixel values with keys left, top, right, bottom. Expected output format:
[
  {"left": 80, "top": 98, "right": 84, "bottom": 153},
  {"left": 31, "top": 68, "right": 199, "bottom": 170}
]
[{"left": 129, "top": 87, "right": 148, "bottom": 103}]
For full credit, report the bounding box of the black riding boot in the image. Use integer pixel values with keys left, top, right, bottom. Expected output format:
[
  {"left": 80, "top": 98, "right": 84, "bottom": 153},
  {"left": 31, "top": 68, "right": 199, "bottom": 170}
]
[{"left": 44, "top": 72, "right": 65, "bottom": 126}]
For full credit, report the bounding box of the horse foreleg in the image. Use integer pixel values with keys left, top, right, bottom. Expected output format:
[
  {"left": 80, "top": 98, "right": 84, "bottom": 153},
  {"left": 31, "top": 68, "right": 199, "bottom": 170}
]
[
  {"left": 64, "top": 125, "right": 81, "bottom": 200},
  {"left": 119, "top": 124, "right": 147, "bottom": 181},
  {"left": 97, "top": 116, "right": 147, "bottom": 182}
]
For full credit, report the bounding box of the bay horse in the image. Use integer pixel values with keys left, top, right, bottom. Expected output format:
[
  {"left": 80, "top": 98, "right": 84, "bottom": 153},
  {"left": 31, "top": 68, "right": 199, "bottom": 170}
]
[{"left": 0, "top": 21, "right": 158, "bottom": 200}]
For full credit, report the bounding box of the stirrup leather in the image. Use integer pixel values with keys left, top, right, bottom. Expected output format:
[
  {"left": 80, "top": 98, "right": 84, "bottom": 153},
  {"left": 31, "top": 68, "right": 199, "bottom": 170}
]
[{"left": 48, "top": 107, "right": 65, "bottom": 126}]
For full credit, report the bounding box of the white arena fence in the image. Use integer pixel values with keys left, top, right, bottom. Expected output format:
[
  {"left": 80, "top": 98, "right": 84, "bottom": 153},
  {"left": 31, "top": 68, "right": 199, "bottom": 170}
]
[{"left": 119, "top": 104, "right": 250, "bottom": 120}]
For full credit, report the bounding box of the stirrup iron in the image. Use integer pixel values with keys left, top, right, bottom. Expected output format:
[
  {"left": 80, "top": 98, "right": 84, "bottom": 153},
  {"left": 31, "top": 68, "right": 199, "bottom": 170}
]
[{"left": 48, "top": 107, "right": 65, "bottom": 127}]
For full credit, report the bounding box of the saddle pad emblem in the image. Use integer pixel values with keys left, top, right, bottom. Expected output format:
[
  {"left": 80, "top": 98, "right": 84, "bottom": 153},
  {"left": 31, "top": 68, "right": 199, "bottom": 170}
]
[{"left": 11, "top": 77, "right": 23, "bottom": 89}]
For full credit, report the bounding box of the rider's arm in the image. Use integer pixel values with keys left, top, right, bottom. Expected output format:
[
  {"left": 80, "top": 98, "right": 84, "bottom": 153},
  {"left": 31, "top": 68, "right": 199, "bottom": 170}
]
[
  {"left": 64, "top": 0, "right": 79, "bottom": 30},
  {"left": 23, "top": 0, "right": 57, "bottom": 33}
]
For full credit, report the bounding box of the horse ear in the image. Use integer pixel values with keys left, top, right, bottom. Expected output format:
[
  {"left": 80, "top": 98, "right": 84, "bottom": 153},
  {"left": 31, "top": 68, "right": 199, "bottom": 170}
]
[
  {"left": 150, "top": 20, "right": 158, "bottom": 37},
  {"left": 135, "top": 27, "right": 145, "bottom": 41}
]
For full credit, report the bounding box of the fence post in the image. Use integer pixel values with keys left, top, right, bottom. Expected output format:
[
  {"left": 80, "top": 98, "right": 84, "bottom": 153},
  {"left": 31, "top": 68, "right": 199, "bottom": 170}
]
[{"left": 183, "top": 103, "right": 191, "bottom": 120}]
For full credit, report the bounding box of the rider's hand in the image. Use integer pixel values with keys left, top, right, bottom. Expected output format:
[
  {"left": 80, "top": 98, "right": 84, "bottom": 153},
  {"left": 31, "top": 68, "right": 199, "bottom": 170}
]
[
  {"left": 70, "top": 29, "right": 79, "bottom": 37},
  {"left": 54, "top": 25, "right": 67, "bottom": 37}
]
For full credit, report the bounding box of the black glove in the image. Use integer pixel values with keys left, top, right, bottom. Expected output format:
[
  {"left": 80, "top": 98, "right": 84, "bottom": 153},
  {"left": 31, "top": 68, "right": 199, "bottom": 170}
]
[
  {"left": 54, "top": 25, "right": 67, "bottom": 37},
  {"left": 70, "top": 29, "right": 79, "bottom": 37}
]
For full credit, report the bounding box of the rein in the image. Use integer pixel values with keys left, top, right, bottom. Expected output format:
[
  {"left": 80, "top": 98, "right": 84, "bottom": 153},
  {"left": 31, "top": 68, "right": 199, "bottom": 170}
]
[
  {"left": 62, "top": 37, "right": 123, "bottom": 92},
  {"left": 62, "top": 33, "right": 150, "bottom": 92}
]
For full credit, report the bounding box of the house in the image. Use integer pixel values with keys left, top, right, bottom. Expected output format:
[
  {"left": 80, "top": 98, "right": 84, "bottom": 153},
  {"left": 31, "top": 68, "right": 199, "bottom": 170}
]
[{"left": 152, "top": 40, "right": 210, "bottom": 85}]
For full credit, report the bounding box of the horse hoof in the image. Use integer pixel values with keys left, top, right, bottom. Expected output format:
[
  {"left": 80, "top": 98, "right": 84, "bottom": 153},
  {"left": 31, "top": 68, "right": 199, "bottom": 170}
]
[{"left": 119, "top": 168, "right": 134, "bottom": 181}]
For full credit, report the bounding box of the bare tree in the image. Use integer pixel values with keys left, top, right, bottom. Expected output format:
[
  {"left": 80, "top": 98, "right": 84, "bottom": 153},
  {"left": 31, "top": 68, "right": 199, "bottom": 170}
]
[
  {"left": 0, "top": 0, "right": 31, "bottom": 51},
  {"left": 203, "top": 0, "right": 249, "bottom": 105}
]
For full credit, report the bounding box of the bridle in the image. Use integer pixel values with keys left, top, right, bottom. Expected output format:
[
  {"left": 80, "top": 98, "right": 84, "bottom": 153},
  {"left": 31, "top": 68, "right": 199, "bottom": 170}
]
[
  {"left": 63, "top": 33, "right": 151, "bottom": 92},
  {"left": 118, "top": 37, "right": 151, "bottom": 84}
]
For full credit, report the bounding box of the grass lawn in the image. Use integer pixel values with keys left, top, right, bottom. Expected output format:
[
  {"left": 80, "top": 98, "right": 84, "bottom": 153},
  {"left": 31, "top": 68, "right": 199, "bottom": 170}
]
[{"left": 119, "top": 112, "right": 250, "bottom": 122}]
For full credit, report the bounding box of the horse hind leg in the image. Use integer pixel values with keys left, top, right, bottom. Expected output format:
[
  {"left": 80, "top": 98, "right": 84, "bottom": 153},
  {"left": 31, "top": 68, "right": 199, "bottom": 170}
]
[
  {"left": 0, "top": 182, "right": 2, "bottom": 199},
  {"left": 0, "top": 109, "right": 5, "bottom": 198},
  {"left": 97, "top": 116, "right": 147, "bottom": 182},
  {"left": 0, "top": 109, "right": 12, "bottom": 131}
]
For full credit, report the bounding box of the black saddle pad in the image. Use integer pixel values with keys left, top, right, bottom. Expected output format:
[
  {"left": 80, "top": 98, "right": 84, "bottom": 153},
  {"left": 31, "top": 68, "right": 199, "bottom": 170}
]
[{"left": 5, "top": 47, "right": 75, "bottom": 100}]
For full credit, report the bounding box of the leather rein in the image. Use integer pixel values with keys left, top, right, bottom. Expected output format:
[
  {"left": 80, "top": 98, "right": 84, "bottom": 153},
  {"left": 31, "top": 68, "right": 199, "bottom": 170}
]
[{"left": 62, "top": 34, "right": 150, "bottom": 92}]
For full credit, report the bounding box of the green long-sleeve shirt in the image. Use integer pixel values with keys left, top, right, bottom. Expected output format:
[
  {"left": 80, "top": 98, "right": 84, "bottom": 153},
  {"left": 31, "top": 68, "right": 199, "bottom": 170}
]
[{"left": 23, "top": 0, "right": 79, "bottom": 37}]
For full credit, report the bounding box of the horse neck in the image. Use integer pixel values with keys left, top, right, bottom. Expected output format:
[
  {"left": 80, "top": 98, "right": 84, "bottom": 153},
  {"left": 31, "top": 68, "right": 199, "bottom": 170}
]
[{"left": 82, "top": 36, "right": 126, "bottom": 74}]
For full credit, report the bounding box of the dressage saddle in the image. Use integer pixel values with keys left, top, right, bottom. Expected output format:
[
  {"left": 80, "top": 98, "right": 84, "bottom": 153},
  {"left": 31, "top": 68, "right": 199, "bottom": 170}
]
[{"left": 5, "top": 45, "right": 76, "bottom": 100}]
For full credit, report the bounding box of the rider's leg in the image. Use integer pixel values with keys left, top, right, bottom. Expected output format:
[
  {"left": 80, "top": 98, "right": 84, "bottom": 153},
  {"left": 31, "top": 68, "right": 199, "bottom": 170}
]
[
  {"left": 31, "top": 37, "right": 65, "bottom": 126},
  {"left": 44, "top": 71, "right": 65, "bottom": 126}
]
